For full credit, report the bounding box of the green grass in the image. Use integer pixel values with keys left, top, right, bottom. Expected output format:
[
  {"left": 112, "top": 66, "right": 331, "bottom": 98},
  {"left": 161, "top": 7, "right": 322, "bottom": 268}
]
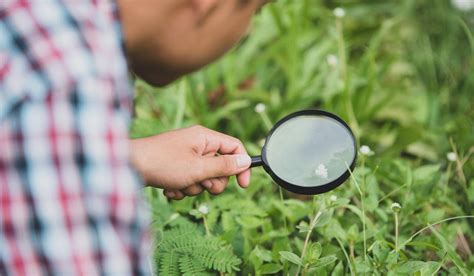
[{"left": 132, "top": 0, "right": 474, "bottom": 274}]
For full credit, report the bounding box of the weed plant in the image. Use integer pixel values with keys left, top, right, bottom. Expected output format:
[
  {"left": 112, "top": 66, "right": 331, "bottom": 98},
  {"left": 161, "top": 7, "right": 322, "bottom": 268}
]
[{"left": 132, "top": 0, "right": 474, "bottom": 275}]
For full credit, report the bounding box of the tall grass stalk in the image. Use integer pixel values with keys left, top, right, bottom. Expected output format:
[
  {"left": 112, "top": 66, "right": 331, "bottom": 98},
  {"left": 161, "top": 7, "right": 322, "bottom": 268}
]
[
  {"left": 296, "top": 210, "right": 322, "bottom": 276},
  {"left": 394, "top": 211, "right": 399, "bottom": 252},
  {"left": 279, "top": 187, "right": 288, "bottom": 231},
  {"left": 402, "top": 215, "right": 474, "bottom": 247},
  {"left": 335, "top": 237, "right": 355, "bottom": 276},
  {"left": 346, "top": 162, "right": 367, "bottom": 260},
  {"left": 336, "top": 16, "right": 359, "bottom": 137},
  {"left": 259, "top": 110, "right": 273, "bottom": 131}
]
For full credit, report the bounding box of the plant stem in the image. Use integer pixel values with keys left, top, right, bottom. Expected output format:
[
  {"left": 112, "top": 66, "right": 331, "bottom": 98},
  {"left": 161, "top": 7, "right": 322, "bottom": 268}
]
[
  {"left": 279, "top": 187, "right": 288, "bottom": 231},
  {"left": 349, "top": 240, "right": 354, "bottom": 260},
  {"left": 346, "top": 162, "right": 367, "bottom": 260},
  {"left": 203, "top": 215, "right": 210, "bottom": 236},
  {"left": 361, "top": 189, "right": 367, "bottom": 261},
  {"left": 336, "top": 237, "right": 356, "bottom": 276},
  {"left": 336, "top": 17, "right": 360, "bottom": 138},
  {"left": 336, "top": 19, "right": 347, "bottom": 80},
  {"left": 402, "top": 215, "right": 474, "bottom": 247},
  {"left": 394, "top": 211, "right": 399, "bottom": 253},
  {"left": 296, "top": 211, "right": 322, "bottom": 276},
  {"left": 445, "top": 163, "right": 451, "bottom": 196},
  {"left": 361, "top": 159, "right": 367, "bottom": 261},
  {"left": 260, "top": 111, "right": 273, "bottom": 131}
]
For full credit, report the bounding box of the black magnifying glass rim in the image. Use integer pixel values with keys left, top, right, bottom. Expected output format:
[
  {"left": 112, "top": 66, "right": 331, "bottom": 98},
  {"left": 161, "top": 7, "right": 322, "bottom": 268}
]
[{"left": 260, "top": 109, "right": 357, "bottom": 195}]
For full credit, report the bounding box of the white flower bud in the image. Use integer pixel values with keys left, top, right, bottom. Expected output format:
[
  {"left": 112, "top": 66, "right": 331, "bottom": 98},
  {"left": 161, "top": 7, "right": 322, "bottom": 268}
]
[
  {"left": 446, "top": 152, "right": 457, "bottom": 162},
  {"left": 198, "top": 204, "right": 209, "bottom": 215},
  {"left": 391, "top": 202, "right": 402, "bottom": 213},
  {"left": 330, "top": 195, "right": 338, "bottom": 202},
  {"left": 333, "top": 7, "right": 346, "bottom": 18},
  {"left": 255, "top": 103, "right": 266, "bottom": 113},
  {"left": 360, "top": 145, "right": 373, "bottom": 156},
  {"left": 326, "top": 54, "right": 338, "bottom": 68}
]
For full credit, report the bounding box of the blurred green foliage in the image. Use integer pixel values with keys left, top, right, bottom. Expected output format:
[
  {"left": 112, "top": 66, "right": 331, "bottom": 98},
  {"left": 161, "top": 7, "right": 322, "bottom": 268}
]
[{"left": 132, "top": 0, "right": 473, "bottom": 274}]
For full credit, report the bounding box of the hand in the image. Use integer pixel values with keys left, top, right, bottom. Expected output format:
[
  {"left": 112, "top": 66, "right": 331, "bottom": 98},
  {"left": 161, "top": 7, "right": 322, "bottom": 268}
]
[{"left": 130, "top": 125, "right": 251, "bottom": 200}]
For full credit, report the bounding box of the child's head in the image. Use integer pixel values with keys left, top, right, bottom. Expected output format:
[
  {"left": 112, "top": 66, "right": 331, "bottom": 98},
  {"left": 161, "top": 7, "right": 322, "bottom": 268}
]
[{"left": 119, "top": 0, "right": 267, "bottom": 86}]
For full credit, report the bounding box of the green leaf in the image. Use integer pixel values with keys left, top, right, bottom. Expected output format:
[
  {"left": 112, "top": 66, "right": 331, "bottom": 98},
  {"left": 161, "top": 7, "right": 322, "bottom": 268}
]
[
  {"left": 371, "top": 242, "right": 389, "bottom": 264},
  {"left": 158, "top": 224, "right": 241, "bottom": 275},
  {"left": 467, "top": 179, "right": 474, "bottom": 203},
  {"left": 260, "top": 263, "right": 283, "bottom": 274},
  {"left": 328, "top": 198, "right": 350, "bottom": 208},
  {"left": 413, "top": 165, "right": 440, "bottom": 186},
  {"left": 296, "top": 221, "right": 310, "bottom": 233},
  {"left": 311, "top": 255, "right": 337, "bottom": 269},
  {"left": 252, "top": 246, "right": 273, "bottom": 263},
  {"left": 249, "top": 246, "right": 266, "bottom": 270},
  {"left": 426, "top": 208, "right": 445, "bottom": 222},
  {"left": 279, "top": 251, "right": 303, "bottom": 266},
  {"left": 420, "top": 261, "right": 442, "bottom": 276},
  {"left": 347, "top": 224, "right": 359, "bottom": 241},
  {"left": 355, "top": 259, "right": 371, "bottom": 273},
  {"left": 221, "top": 212, "right": 234, "bottom": 232},
  {"left": 430, "top": 226, "right": 468, "bottom": 274},
  {"left": 236, "top": 216, "right": 263, "bottom": 229},
  {"left": 314, "top": 211, "right": 332, "bottom": 227},
  {"left": 394, "top": 261, "right": 427, "bottom": 273},
  {"left": 386, "top": 251, "right": 399, "bottom": 266},
  {"left": 189, "top": 209, "right": 203, "bottom": 218},
  {"left": 306, "top": 242, "right": 322, "bottom": 264},
  {"left": 365, "top": 193, "right": 379, "bottom": 211},
  {"left": 332, "top": 261, "right": 345, "bottom": 275}
]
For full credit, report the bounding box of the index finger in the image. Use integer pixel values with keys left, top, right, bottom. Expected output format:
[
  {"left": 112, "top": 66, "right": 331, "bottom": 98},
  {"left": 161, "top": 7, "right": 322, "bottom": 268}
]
[
  {"left": 202, "top": 128, "right": 252, "bottom": 188},
  {"left": 202, "top": 128, "right": 248, "bottom": 156}
]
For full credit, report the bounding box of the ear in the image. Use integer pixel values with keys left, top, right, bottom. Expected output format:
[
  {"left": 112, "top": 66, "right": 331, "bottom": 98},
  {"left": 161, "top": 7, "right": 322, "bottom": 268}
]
[{"left": 191, "top": 0, "right": 220, "bottom": 22}]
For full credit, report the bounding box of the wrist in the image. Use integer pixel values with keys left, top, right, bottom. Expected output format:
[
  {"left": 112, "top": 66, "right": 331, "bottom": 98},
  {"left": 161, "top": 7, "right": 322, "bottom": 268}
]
[{"left": 129, "top": 138, "right": 152, "bottom": 185}]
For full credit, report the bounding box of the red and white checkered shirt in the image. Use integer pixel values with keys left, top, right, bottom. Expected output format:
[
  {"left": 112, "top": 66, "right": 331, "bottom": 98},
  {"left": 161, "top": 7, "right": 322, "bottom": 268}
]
[{"left": 0, "top": 1, "right": 150, "bottom": 275}]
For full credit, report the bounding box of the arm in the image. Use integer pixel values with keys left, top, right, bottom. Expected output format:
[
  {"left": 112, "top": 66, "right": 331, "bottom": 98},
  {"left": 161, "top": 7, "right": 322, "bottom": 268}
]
[{"left": 129, "top": 125, "right": 251, "bottom": 200}]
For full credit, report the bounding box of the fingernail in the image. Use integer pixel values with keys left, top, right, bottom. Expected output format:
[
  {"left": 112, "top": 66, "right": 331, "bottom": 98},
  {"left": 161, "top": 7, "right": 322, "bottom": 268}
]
[
  {"left": 236, "top": 154, "right": 251, "bottom": 168},
  {"left": 165, "top": 191, "right": 175, "bottom": 198},
  {"left": 202, "top": 180, "right": 213, "bottom": 189}
]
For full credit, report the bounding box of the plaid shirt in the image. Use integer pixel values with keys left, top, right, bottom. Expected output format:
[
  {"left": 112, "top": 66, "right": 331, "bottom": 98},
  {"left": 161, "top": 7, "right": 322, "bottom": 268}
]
[{"left": 0, "top": 1, "right": 150, "bottom": 275}]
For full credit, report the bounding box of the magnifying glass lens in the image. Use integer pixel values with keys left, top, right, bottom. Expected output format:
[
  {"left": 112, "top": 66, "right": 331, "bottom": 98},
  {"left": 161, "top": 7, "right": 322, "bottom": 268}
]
[{"left": 265, "top": 115, "right": 356, "bottom": 188}]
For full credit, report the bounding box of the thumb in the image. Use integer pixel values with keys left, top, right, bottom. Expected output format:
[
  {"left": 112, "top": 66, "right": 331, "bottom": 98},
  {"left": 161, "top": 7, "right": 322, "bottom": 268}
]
[{"left": 199, "top": 154, "right": 251, "bottom": 180}]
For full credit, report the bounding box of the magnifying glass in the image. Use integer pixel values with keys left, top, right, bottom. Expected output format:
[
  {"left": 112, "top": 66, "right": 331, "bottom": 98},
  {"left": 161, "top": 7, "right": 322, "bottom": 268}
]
[{"left": 250, "top": 110, "right": 357, "bottom": 195}]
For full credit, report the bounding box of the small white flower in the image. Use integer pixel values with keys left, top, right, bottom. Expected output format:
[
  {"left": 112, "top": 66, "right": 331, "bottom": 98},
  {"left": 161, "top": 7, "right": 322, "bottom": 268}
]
[
  {"left": 359, "top": 145, "right": 373, "bottom": 156},
  {"left": 255, "top": 103, "right": 266, "bottom": 113},
  {"left": 333, "top": 7, "right": 346, "bottom": 18},
  {"left": 198, "top": 204, "right": 209, "bottom": 215},
  {"left": 330, "top": 195, "right": 338, "bottom": 202},
  {"left": 315, "top": 164, "right": 328, "bottom": 179},
  {"left": 326, "top": 54, "right": 339, "bottom": 68},
  {"left": 452, "top": 0, "right": 474, "bottom": 11},
  {"left": 447, "top": 152, "right": 457, "bottom": 162},
  {"left": 391, "top": 202, "right": 402, "bottom": 212}
]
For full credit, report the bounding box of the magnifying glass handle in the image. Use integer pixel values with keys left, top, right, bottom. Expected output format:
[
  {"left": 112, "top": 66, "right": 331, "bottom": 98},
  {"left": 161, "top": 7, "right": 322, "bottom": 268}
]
[{"left": 250, "top": 156, "right": 263, "bottom": 168}]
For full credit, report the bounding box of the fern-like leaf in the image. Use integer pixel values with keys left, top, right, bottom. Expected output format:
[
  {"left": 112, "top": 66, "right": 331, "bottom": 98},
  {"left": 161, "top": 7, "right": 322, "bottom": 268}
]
[
  {"left": 157, "top": 223, "right": 241, "bottom": 275},
  {"left": 178, "top": 253, "right": 208, "bottom": 275}
]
